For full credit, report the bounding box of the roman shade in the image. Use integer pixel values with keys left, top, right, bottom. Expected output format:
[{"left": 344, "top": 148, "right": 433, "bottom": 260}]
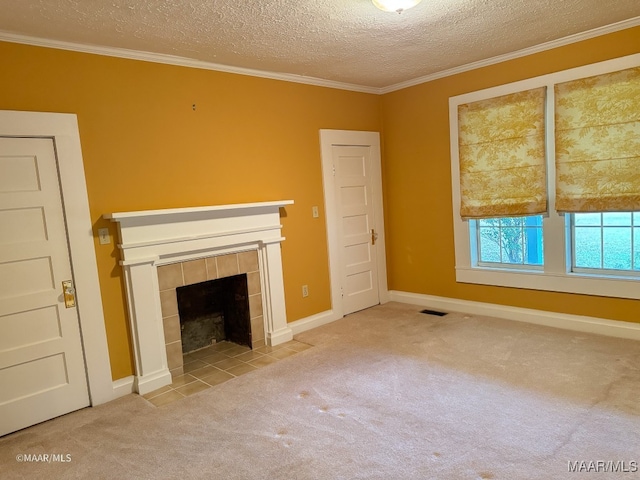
[
  {"left": 555, "top": 66, "right": 640, "bottom": 212},
  {"left": 457, "top": 87, "right": 547, "bottom": 219}
]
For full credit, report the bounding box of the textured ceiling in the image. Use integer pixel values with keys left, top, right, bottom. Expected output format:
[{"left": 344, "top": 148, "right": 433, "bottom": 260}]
[{"left": 0, "top": 0, "right": 639, "bottom": 90}]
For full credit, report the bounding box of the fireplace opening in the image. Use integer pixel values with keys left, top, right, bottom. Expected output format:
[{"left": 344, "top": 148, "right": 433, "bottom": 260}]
[{"left": 176, "top": 274, "right": 252, "bottom": 353}]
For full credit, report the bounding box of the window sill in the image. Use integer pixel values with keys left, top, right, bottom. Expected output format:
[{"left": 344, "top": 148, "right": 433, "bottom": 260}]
[{"left": 456, "top": 266, "right": 640, "bottom": 301}]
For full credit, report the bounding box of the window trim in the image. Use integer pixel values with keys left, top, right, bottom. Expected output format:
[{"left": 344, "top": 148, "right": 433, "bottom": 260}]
[{"left": 449, "top": 53, "right": 640, "bottom": 301}]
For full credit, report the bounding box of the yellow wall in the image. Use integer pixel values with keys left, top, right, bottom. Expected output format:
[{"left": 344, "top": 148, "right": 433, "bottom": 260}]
[
  {"left": 1, "top": 26, "right": 638, "bottom": 381},
  {"left": 0, "top": 41, "right": 381, "bottom": 379},
  {"left": 381, "top": 26, "right": 640, "bottom": 324}
]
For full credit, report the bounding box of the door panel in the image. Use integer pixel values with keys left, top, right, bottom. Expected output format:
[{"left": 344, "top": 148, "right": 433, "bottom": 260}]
[
  {"left": 0, "top": 137, "right": 89, "bottom": 437},
  {"left": 333, "top": 145, "right": 380, "bottom": 314},
  {"left": 0, "top": 306, "right": 61, "bottom": 351}
]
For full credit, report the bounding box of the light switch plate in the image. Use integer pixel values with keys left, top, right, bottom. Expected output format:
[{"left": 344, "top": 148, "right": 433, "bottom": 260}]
[{"left": 98, "top": 228, "right": 111, "bottom": 245}]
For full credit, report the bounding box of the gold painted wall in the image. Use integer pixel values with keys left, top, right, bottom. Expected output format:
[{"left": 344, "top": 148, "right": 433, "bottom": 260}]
[
  {"left": 0, "top": 41, "right": 381, "bottom": 379},
  {"left": 1, "top": 26, "right": 638, "bottom": 381},
  {"left": 381, "top": 26, "right": 640, "bottom": 324}
]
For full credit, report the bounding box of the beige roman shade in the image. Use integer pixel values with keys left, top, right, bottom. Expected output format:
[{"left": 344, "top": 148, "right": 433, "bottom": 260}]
[
  {"left": 458, "top": 87, "right": 547, "bottom": 219},
  {"left": 555, "top": 66, "right": 640, "bottom": 212}
]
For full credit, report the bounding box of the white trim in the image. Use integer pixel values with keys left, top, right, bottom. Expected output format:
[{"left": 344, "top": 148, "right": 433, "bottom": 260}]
[
  {"left": 454, "top": 267, "right": 640, "bottom": 300},
  {"left": 380, "top": 16, "right": 640, "bottom": 93},
  {"left": 112, "top": 376, "right": 135, "bottom": 397},
  {"left": 289, "top": 309, "right": 342, "bottom": 336},
  {"left": 135, "top": 370, "right": 173, "bottom": 397},
  {"left": 0, "top": 31, "right": 379, "bottom": 95},
  {"left": 104, "top": 201, "right": 294, "bottom": 220},
  {"left": 2, "top": 17, "right": 638, "bottom": 95},
  {"left": 319, "top": 130, "right": 390, "bottom": 320},
  {"left": 0, "top": 110, "right": 115, "bottom": 405},
  {"left": 448, "top": 54, "right": 640, "bottom": 301},
  {"left": 389, "top": 291, "right": 640, "bottom": 341},
  {"left": 449, "top": 53, "right": 640, "bottom": 104}
]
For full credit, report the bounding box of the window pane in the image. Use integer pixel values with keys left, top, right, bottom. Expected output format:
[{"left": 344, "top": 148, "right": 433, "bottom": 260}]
[
  {"left": 476, "top": 216, "right": 544, "bottom": 266},
  {"left": 603, "top": 228, "right": 631, "bottom": 270},
  {"left": 501, "top": 227, "right": 523, "bottom": 263},
  {"left": 479, "top": 228, "right": 501, "bottom": 262},
  {"left": 523, "top": 227, "right": 544, "bottom": 265},
  {"left": 525, "top": 215, "right": 543, "bottom": 227},
  {"left": 574, "top": 213, "right": 601, "bottom": 226},
  {"left": 501, "top": 217, "right": 524, "bottom": 227},
  {"left": 574, "top": 227, "right": 601, "bottom": 268},
  {"left": 603, "top": 212, "right": 631, "bottom": 226}
]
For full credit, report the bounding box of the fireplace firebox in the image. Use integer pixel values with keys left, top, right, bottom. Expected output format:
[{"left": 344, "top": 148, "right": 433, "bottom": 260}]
[{"left": 177, "top": 274, "right": 251, "bottom": 352}]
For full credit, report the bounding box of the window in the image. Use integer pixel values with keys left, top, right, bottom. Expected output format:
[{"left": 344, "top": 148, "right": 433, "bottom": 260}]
[
  {"left": 572, "top": 212, "right": 640, "bottom": 273},
  {"left": 476, "top": 216, "right": 543, "bottom": 267},
  {"left": 449, "top": 54, "right": 640, "bottom": 301}
]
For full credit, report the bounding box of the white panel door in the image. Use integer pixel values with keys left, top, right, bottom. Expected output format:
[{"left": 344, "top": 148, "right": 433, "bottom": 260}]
[
  {"left": 0, "top": 137, "right": 89, "bottom": 436},
  {"left": 333, "top": 145, "right": 380, "bottom": 314}
]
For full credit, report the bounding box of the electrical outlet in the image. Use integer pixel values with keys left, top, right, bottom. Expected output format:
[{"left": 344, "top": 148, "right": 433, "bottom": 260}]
[
  {"left": 312, "top": 206, "right": 319, "bottom": 218},
  {"left": 302, "top": 285, "right": 309, "bottom": 297}
]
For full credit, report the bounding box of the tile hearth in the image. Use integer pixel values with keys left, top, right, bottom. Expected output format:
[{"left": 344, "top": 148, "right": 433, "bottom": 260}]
[
  {"left": 142, "top": 339, "right": 312, "bottom": 407},
  {"left": 158, "top": 250, "right": 265, "bottom": 378}
]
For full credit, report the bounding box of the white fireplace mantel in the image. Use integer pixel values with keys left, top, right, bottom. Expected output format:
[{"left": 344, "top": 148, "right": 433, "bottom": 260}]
[{"left": 104, "top": 200, "right": 294, "bottom": 394}]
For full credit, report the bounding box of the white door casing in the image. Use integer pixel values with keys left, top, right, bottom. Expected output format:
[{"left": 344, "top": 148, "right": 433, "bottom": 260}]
[
  {"left": 0, "top": 111, "right": 115, "bottom": 426},
  {"left": 0, "top": 137, "right": 90, "bottom": 436},
  {"left": 320, "top": 130, "right": 388, "bottom": 318}
]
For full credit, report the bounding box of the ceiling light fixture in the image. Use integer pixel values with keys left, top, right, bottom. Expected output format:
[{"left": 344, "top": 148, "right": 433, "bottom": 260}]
[{"left": 372, "top": 0, "right": 422, "bottom": 13}]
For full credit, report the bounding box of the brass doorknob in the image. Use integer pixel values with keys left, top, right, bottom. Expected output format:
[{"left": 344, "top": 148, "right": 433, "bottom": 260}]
[{"left": 62, "top": 280, "right": 76, "bottom": 308}]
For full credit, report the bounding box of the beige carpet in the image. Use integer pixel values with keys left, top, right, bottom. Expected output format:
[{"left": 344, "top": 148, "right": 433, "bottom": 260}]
[{"left": 2, "top": 302, "right": 640, "bottom": 479}]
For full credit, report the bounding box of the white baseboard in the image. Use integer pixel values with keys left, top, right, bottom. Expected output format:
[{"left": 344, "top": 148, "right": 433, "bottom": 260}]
[
  {"left": 135, "top": 370, "right": 173, "bottom": 396},
  {"left": 268, "top": 326, "right": 294, "bottom": 346},
  {"left": 389, "top": 290, "right": 640, "bottom": 341},
  {"left": 111, "top": 375, "right": 135, "bottom": 399},
  {"left": 289, "top": 309, "right": 341, "bottom": 336}
]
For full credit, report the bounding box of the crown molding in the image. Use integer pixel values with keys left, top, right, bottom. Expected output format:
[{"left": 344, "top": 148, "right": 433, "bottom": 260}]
[
  {"left": 1, "top": 15, "right": 638, "bottom": 96},
  {"left": 0, "top": 31, "right": 380, "bottom": 95},
  {"left": 379, "top": 16, "right": 640, "bottom": 94}
]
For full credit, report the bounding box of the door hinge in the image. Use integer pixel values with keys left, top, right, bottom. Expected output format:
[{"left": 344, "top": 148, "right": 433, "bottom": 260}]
[
  {"left": 340, "top": 286, "right": 344, "bottom": 298},
  {"left": 332, "top": 164, "right": 336, "bottom": 176}
]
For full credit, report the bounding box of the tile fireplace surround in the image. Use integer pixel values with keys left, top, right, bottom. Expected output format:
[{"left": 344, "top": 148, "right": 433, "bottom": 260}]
[{"left": 105, "top": 201, "right": 294, "bottom": 395}]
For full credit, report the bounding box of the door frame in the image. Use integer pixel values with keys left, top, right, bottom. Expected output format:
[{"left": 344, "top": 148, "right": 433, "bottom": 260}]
[
  {"left": 0, "top": 110, "right": 114, "bottom": 405},
  {"left": 319, "top": 129, "right": 389, "bottom": 319}
]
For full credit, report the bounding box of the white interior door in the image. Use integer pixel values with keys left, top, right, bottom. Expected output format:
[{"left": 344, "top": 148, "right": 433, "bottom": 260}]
[
  {"left": 320, "top": 130, "right": 388, "bottom": 320},
  {"left": 0, "top": 137, "right": 89, "bottom": 436},
  {"left": 333, "top": 145, "right": 380, "bottom": 315}
]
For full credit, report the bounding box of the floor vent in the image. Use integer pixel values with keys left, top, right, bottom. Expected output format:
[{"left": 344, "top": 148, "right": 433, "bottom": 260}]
[{"left": 420, "top": 309, "right": 448, "bottom": 317}]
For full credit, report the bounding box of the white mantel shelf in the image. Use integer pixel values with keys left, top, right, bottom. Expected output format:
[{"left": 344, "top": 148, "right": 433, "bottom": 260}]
[
  {"left": 104, "top": 200, "right": 294, "bottom": 220},
  {"left": 105, "top": 200, "right": 294, "bottom": 264},
  {"left": 104, "top": 200, "right": 294, "bottom": 395}
]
